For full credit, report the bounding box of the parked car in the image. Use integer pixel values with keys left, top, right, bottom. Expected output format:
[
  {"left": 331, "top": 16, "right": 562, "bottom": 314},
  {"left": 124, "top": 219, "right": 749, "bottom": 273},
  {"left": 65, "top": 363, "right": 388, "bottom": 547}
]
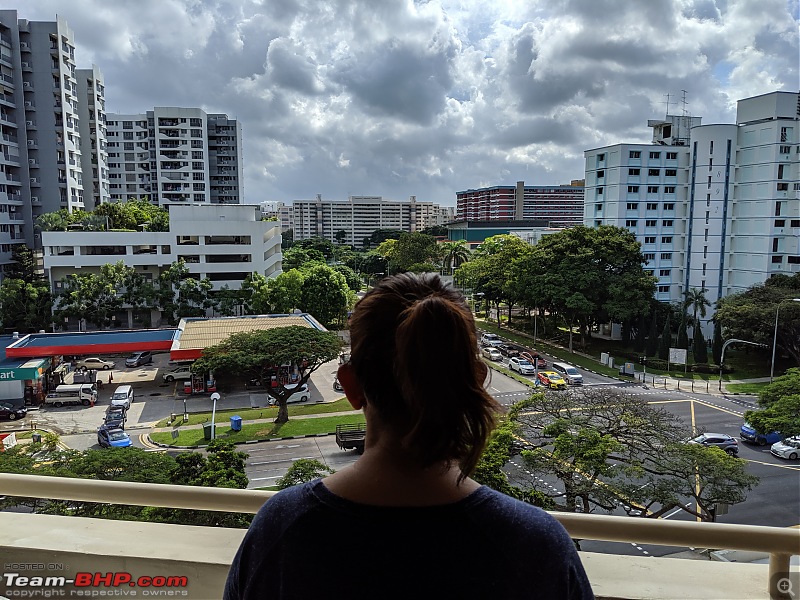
[
  {"left": 0, "top": 402, "right": 26, "bottom": 421},
  {"left": 740, "top": 422, "right": 783, "bottom": 446},
  {"left": 75, "top": 357, "right": 115, "bottom": 371},
  {"left": 162, "top": 365, "right": 193, "bottom": 383},
  {"left": 110, "top": 385, "right": 134, "bottom": 409},
  {"left": 333, "top": 377, "right": 343, "bottom": 392},
  {"left": 537, "top": 370, "right": 567, "bottom": 390},
  {"left": 97, "top": 426, "right": 132, "bottom": 448},
  {"left": 688, "top": 433, "right": 739, "bottom": 456},
  {"left": 481, "top": 346, "right": 503, "bottom": 361},
  {"left": 508, "top": 357, "right": 535, "bottom": 375},
  {"left": 125, "top": 351, "right": 153, "bottom": 368},
  {"left": 480, "top": 333, "right": 503, "bottom": 347},
  {"left": 285, "top": 383, "right": 310, "bottom": 404},
  {"left": 497, "top": 344, "right": 522, "bottom": 358},
  {"left": 104, "top": 405, "right": 127, "bottom": 430},
  {"left": 770, "top": 436, "right": 800, "bottom": 460}
]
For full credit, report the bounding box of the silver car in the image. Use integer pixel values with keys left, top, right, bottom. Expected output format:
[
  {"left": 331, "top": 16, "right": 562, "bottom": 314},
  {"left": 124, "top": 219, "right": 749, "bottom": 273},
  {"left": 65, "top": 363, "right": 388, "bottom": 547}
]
[
  {"left": 770, "top": 436, "right": 800, "bottom": 460},
  {"left": 508, "top": 357, "right": 535, "bottom": 375}
]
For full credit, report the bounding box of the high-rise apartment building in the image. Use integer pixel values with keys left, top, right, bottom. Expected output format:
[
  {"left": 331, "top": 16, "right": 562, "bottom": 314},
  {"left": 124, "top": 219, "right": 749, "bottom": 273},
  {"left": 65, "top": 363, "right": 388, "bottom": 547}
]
[
  {"left": 292, "top": 195, "right": 453, "bottom": 245},
  {"left": 106, "top": 107, "right": 243, "bottom": 206},
  {"left": 456, "top": 182, "right": 584, "bottom": 227},
  {"left": 0, "top": 11, "right": 108, "bottom": 271},
  {"left": 585, "top": 91, "right": 799, "bottom": 329}
]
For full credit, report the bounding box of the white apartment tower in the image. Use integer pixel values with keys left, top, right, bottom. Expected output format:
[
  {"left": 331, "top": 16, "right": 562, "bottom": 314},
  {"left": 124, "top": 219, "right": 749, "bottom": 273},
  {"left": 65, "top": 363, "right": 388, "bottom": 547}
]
[
  {"left": 0, "top": 11, "right": 108, "bottom": 272},
  {"left": 292, "top": 195, "right": 451, "bottom": 245},
  {"left": 106, "top": 107, "right": 243, "bottom": 206},
  {"left": 585, "top": 91, "right": 800, "bottom": 331}
]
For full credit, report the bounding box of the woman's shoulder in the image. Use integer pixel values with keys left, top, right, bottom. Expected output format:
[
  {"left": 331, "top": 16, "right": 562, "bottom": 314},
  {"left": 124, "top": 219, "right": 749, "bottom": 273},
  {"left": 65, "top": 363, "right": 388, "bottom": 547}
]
[{"left": 470, "top": 487, "right": 574, "bottom": 541}]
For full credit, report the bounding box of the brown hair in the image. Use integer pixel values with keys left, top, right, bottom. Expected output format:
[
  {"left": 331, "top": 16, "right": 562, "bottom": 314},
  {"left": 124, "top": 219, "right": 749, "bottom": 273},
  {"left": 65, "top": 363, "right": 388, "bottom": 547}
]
[{"left": 348, "top": 272, "right": 502, "bottom": 480}]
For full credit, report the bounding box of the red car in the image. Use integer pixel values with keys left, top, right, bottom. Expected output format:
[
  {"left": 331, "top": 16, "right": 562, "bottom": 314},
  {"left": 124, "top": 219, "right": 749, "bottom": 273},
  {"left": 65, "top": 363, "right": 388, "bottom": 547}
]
[{"left": 520, "top": 351, "right": 547, "bottom": 369}]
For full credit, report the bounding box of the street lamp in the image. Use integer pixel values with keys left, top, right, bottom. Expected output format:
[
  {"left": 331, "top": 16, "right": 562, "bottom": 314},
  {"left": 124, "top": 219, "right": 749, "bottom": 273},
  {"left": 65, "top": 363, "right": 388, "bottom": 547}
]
[
  {"left": 770, "top": 298, "right": 800, "bottom": 383},
  {"left": 210, "top": 392, "right": 220, "bottom": 440}
]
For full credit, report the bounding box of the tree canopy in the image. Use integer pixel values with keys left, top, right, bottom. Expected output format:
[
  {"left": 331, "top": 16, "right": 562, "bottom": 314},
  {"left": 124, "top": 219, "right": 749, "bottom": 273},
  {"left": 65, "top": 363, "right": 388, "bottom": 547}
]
[{"left": 36, "top": 199, "right": 169, "bottom": 232}]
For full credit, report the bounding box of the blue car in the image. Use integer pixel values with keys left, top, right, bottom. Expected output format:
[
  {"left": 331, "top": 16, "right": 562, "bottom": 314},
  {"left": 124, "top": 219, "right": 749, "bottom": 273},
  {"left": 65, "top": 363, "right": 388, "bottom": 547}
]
[
  {"left": 740, "top": 422, "right": 782, "bottom": 446},
  {"left": 97, "top": 426, "right": 132, "bottom": 448}
]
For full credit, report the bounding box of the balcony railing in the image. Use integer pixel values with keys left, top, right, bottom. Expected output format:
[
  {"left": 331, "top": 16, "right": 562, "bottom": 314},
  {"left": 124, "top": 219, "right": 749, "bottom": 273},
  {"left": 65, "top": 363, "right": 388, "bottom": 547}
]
[{"left": 0, "top": 473, "right": 797, "bottom": 599}]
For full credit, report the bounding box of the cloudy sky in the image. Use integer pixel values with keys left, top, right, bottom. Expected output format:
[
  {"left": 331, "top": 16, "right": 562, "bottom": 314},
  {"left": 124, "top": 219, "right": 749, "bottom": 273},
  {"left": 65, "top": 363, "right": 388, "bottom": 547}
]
[{"left": 19, "top": 0, "right": 800, "bottom": 206}]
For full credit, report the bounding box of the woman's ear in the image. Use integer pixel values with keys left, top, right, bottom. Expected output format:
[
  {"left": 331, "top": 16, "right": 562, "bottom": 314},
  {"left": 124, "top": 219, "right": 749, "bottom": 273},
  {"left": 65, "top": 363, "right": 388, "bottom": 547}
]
[{"left": 337, "top": 363, "right": 366, "bottom": 410}]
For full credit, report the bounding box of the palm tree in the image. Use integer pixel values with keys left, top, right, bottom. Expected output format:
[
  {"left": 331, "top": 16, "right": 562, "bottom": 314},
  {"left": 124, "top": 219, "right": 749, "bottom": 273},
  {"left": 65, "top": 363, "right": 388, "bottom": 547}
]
[
  {"left": 683, "top": 287, "right": 711, "bottom": 333},
  {"left": 439, "top": 241, "right": 471, "bottom": 275}
]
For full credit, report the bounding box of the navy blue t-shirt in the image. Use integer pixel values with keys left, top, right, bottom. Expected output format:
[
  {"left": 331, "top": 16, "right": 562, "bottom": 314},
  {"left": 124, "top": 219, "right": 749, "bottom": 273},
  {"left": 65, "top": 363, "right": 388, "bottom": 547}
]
[{"left": 225, "top": 480, "right": 594, "bottom": 599}]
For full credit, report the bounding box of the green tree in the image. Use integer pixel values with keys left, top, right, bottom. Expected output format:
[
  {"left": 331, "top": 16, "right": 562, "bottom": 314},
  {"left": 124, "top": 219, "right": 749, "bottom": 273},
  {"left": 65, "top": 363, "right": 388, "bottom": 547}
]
[
  {"left": 240, "top": 273, "right": 273, "bottom": 315},
  {"left": 756, "top": 368, "right": 800, "bottom": 408},
  {"left": 712, "top": 319, "right": 723, "bottom": 365},
  {"left": 684, "top": 288, "right": 711, "bottom": 332},
  {"left": 93, "top": 198, "right": 169, "bottom": 231},
  {"left": 299, "top": 265, "right": 350, "bottom": 327},
  {"left": 510, "top": 388, "right": 758, "bottom": 521},
  {"left": 693, "top": 321, "right": 708, "bottom": 364},
  {"left": 715, "top": 274, "right": 800, "bottom": 368},
  {"left": 35, "top": 210, "right": 70, "bottom": 231},
  {"left": 421, "top": 224, "right": 448, "bottom": 237},
  {"left": 378, "top": 232, "right": 439, "bottom": 274},
  {"left": 295, "top": 236, "right": 336, "bottom": 260},
  {"left": 332, "top": 264, "right": 362, "bottom": 292},
  {"left": 154, "top": 260, "right": 215, "bottom": 325},
  {"left": 5, "top": 246, "right": 44, "bottom": 284},
  {"left": 265, "top": 270, "right": 305, "bottom": 314},
  {"left": 658, "top": 313, "right": 671, "bottom": 361},
  {"left": 744, "top": 395, "right": 800, "bottom": 439},
  {"left": 281, "top": 228, "right": 294, "bottom": 250},
  {"left": 53, "top": 262, "right": 135, "bottom": 329},
  {"left": 282, "top": 247, "right": 325, "bottom": 271},
  {"left": 0, "top": 278, "right": 53, "bottom": 333},
  {"left": 276, "top": 458, "right": 335, "bottom": 489},
  {"left": 645, "top": 313, "right": 659, "bottom": 357},
  {"left": 334, "top": 230, "right": 347, "bottom": 245},
  {"left": 438, "top": 241, "right": 471, "bottom": 275},
  {"left": 676, "top": 312, "right": 689, "bottom": 350},
  {"left": 193, "top": 326, "right": 342, "bottom": 424}
]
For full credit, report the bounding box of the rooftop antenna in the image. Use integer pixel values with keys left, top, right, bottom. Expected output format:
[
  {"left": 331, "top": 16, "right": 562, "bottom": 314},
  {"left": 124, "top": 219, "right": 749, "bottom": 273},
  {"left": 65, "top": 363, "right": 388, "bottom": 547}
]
[
  {"left": 663, "top": 93, "right": 672, "bottom": 119},
  {"left": 679, "top": 89, "right": 689, "bottom": 143}
]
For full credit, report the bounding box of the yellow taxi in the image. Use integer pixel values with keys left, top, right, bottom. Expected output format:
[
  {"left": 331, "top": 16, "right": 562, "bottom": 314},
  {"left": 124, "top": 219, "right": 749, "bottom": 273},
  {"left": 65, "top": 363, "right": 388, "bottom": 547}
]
[{"left": 537, "top": 370, "right": 567, "bottom": 390}]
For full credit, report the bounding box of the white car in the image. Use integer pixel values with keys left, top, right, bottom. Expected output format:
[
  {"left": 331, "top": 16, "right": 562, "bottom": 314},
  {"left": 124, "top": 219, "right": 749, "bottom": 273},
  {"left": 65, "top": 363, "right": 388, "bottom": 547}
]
[
  {"left": 285, "top": 383, "right": 310, "bottom": 404},
  {"left": 162, "top": 366, "right": 193, "bottom": 383},
  {"left": 770, "top": 436, "right": 800, "bottom": 460},
  {"left": 508, "top": 357, "right": 535, "bottom": 375},
  {"left": 480, "top": 333, "right": 502, "bottom": 347},
  {"left": 481, "top": 346, "right": 502, "bottom": 361},
  {"left": 75, "top": 357, "right": 115, "bottom": 371}
]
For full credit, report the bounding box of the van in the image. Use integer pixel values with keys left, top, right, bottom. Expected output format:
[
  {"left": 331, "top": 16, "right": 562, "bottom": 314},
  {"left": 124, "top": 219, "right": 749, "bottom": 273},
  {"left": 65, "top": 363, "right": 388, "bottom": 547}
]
[
  {"left": 551, "top": 362, "right": 583, "bottom": 385},
  {"left": 45, "top": 384, "right": 97, "bottom": 407},
  {"left": 111, "top": 385, "right": 134, "bottom": 409}
]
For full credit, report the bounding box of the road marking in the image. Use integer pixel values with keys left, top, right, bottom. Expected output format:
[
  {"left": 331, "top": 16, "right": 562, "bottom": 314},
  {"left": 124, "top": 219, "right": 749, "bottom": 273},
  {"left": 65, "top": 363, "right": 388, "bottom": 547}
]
[{"left": 744, "top": 458, "right": 800, "bottom": 471}]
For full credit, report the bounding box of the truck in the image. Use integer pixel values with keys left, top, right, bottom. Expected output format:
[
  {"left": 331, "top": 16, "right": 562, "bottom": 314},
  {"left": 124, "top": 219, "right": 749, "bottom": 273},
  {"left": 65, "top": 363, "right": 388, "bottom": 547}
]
[{"left": 336, "top": 423, "right": 366, "bottom": 453}]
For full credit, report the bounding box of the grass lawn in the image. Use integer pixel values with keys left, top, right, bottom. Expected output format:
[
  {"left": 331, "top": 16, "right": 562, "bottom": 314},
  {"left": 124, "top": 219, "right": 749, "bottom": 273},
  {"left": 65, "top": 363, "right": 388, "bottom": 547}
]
[
  {"left": 150, "top": 412, "right": 366, "bottom": 447},
  {"left": 154, "top": 397, "right": 352, "bottom": 428},
  {"left": 725, "top": 382, "right": 769, "bottom": 395}
]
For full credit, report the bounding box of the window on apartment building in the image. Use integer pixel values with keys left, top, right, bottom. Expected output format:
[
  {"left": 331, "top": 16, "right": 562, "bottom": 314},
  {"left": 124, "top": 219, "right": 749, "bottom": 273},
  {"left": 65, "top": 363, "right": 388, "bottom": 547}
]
[
  {"left": 190, "top": 118, "right": 202, "bottom": 127},
  {"left": 628, "top": 168, "right": 640, "bottom": 176},
  {"left": 595, "top": 220, "right": 602, "bottom": 227},
  {"left": 123, "top": 132, "right": 133, "bottom": 140},
  {"left": 597, "top": 153, "right": 605, "bottom": 163},
  {"left": 597, "top": 187, "right": 604, "bottom": 194},
  {"left": 644, "top": 236, "right": 656, "bottom": 244},
  {"left": 780, "top": 127, "right": 788, "bottom": 142},
  {"left": 775, "top": 220, "right": 785, "bottom": 227},
  {"left": 777, "top": 183, "right": 789, "bottom": 191},
  {"left": 627, "top": 186, "right": 639, "bottom": 193},
  {"left": 666, "top": 152, "right": 677, "bottom": 160},
  {"left": 645, "top": 269, "right": 655, "bottom": 276},
  {"left": 709, "top": 159, "right": 713, "bottom": 170},
  {"left": 192, "top": 151, "right": 203, "bottom": 159},
  {"left": 662, "top": 220, "right": 673, "bottom": 227},
  {"left": 595, "top": 204, "right": 602, "bottom": 212},
  {"left": 645, "top": 220, "right": 657, "bottom": 227},
  {"left": 701, "top": 280, "right": 706, "bottom": 290},
  {"left": 707, "top": 177, "right": 711, "bottom": 189},
  {"left": 193, "top": 193, "right": 205, "bottom": 201},
  {"left": 772, "top": 256, "right": 784, "bottom": 264},
  {"left": 643, "top": 253, "right": 655, "bottom": 261},
  {"left": 625, "top": 220, "right": 637, "bottom": 227},
  {"left": 660, "top": 252, "right": 672, "bottom": 260},
  {"left": 662, "top": 236, "right": 673, "bottom": 243},
  {"left": 658, "top": 285, "right": 669, "bottom": 293},
  {"left": 647, "top": 186, "right": 659, "bottom": 194},
  {"left": 704, "top": 229, "right": 709, "bottom": 242},
  {"left": 597, "top": 170, "right": 605, "bottom": 178},
  {"left": 629, "top": 151, "right": 641, "bottom": 158},
  {"left": 123, "top": 121, "right": 133, "bottom": 129},
  {"left": 659, "top": 269, "right": 670, "bottom": 277},
  {"left": 646, "top": 203, "right": 658, "bottom": 210},
  {"left": 773, "top": 238, "right": 779, "bottom": 252},
  {"left": 791, "top": 220, "right": 800, "bottom": 227},
  {"left": 626, "top": 202, "right": 638, "bottom": 210},
  {"left": 193, "top": 172, "right": 204, "bottom": 181},
  {"left": 664, "top": 203, "right": 675, "bottom": 210},
  {"left": 648, "top": 169, "right": 660, "bottom": 176},
  {"left": 191, "top": 129, "right": 203, "bottom": 137},
  {"left": 779, "top": 145, "right": 791, "bottom": 154},
  {"left": 665, "top": 169, "right": 677, "bottom": 177},
  {"left": 702, "top": 263, "right": 707, "bottom": 275},
  {"left": 193, "top": 183, "right": 205, "bottom": 191},
  {"left": 664, "top": 186, "right": 676, "bottom": 194},
  {"left": 788, "top": 256, "right": 800, "bottom": 264},
  {"left": 706, "top": 193, "right": 711, "bottom": 206},
  {"left": 649, "top": 152, "right": 660, "bottom": 159},
  {"left": 192, "top": 162, "right": 203, "bottom": 170},
  {"left": 703, "top": 246, "right": 708, "bottom": 259},
  {"left": 191, "top": 140, "right": 203, "bottom": 148},
  {"left": 705, "top": 211, "right": 710, "bottom": 224},
  {"left": 776, "top": 202, "right": 782, "bottom": 216},
  {"left": 709, "top": 140, "right": 714, "bottom": 154},
  {"left": 124, "top": 153, "right": 134, "bottom": 161},
  {"left": 124, "top": 142, "right": 134, "bottom": 151}
]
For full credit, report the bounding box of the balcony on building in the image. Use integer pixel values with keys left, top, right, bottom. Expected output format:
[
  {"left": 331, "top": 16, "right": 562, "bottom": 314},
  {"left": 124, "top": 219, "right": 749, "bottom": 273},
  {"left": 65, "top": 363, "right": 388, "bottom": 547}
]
[{"left": 0, "top": 473, "right": 796, "bottom": 600}]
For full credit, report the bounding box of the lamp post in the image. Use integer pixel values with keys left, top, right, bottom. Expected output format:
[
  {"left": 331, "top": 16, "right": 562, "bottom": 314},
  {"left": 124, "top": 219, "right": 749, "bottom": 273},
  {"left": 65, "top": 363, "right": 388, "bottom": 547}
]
[
  {"left": 770, "top": 298, "right": 800, "bottom": 383},
  {"left": 210, "top": 392, "right": 220, "bottom": 440}
]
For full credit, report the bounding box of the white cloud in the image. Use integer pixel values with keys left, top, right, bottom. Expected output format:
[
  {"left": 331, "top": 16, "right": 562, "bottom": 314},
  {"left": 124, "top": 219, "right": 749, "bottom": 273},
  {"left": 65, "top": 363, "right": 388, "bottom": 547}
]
[{"left": 13, "top": 0, "right": 798, "bottom": 205}]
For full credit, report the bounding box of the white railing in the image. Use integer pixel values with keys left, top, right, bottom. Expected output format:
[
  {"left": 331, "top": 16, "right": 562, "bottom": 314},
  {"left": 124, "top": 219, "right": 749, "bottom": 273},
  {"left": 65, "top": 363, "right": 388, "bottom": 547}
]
[{"left": 0, "top": 473, "right": 797, "bottom": 599}]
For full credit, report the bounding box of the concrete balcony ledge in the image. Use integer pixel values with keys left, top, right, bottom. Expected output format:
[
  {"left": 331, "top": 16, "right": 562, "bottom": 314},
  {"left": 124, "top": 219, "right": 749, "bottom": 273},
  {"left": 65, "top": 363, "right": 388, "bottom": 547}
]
[{"left": 1, "top": 512, "right": 772, "bottom": 600}]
